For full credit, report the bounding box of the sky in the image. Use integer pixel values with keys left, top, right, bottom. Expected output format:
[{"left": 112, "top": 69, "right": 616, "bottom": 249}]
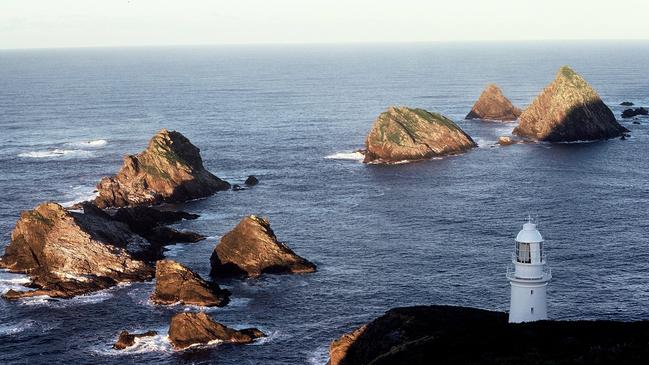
[{"left": 1, "top": 0, "right": 648, "bottom": 49}]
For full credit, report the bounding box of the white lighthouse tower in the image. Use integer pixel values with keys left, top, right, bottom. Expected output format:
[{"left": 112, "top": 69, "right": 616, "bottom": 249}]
[{"left": 506, "top": 218, "right": 551, "bottom": 323}]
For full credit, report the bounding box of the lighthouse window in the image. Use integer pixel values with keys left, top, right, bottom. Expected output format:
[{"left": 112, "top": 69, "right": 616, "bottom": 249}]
[
  {"left": 531, "top": 307, "right": 534, "bottom": 314},
  {"left": 530, "top": 290, "right": 534, "bottom": 295},
  {"left": 516, "top": 242, "right": 531, "bottom": 263}
]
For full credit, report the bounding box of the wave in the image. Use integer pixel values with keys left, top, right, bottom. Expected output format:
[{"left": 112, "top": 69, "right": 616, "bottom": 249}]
[
  {"left": 325, "top": 151, "right": 364, "bottom": 161},
  {"left": 0, "top": 270, "right": 31, "bottom": 295},
  {"left": 92, "top": 329, "right": 172, "bottom": 355},
  {"left": 18, "top": 149, "right": 94, "bottom": 159},
  {"left": 61, "top": 185, "right": 99, "bottom": 207},
  {"left": 19, "top": 289, "right": 114, "bottom": 307},
  {"left": 0, "top": 320, "right": 37, "bottom": 337},
  {"left": 66, "top": 139, "right": 108, "bottom": 148},
  {"left": 307, "top": 345, "right": 330, "bottom": 365}
]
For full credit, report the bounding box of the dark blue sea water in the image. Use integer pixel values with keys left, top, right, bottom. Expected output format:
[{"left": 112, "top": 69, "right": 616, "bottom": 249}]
[{"left": 0, "top": 42, "right": 648, "bottom": 365}]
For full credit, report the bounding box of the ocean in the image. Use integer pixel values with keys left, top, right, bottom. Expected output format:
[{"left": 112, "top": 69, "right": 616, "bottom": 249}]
[{"left": 0, "top": 41, "right": 648, "bottom": 364}]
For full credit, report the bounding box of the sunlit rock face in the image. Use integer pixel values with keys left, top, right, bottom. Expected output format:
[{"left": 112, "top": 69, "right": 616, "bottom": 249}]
[
  {"left": 363, "top": 106, "right": 476, "bottom": 164},
  {"left": 210, "top": 215, "right": 316, "bottom": 278},
  {"left": 0, "top": 202, "right": 153, "bottom": 299},
  {"left": 95, "top": 129, "right": 230, "bottom": 208},
  {"left": 465, "top": 84, "right": 521, "bottom": 121},
  {"left": 513, "top": 66, "right": 628, "bottom": 142}
]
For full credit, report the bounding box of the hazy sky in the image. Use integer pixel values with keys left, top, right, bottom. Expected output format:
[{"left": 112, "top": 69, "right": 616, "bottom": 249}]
[{"left": 1, "top": 0, "right": 647, "bottom": 49}]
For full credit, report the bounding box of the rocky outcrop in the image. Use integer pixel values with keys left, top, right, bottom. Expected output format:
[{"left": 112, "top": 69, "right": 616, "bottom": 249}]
[
  {"left": 110, "top": 205, "right": 204, "bottom": 251},
  {"left": 465, "top": 84, "right": 522, "bottom": 121},
  {"left": 497, "top": 136, "right": 515, "bottom": 146},
  {"left": 327, "top": 305, "right": 649, "bottom": 365},
  {"left": 328, "top": 325, "right": 367, "bottom": 365},
  {"left": 95, "top": 129, "right": 230, "bottom": 208},
  {"left": 513, "top": 66, "right": 628, "bottom": 142},
  {"left": 210, "top": 215, "right": 316, "bottom": 278},
  {"left": 168, "top": 312, "right": 265, "bottom": 350},
  {"left": 244, "top": 175, "right": 259, "bottom": 186},
  {"left": 363, "top": 107, "right": 476, "bottom": 164},
  {"left": 622, "top": 107, "right": 648, "bottom": 118},
  {"left": 113, "top": 330, "right": 157, "bottom": 350},
  {"left": 150, "top": 260, "right": 230, "bottom": 307},
  {"left": 0, "top": 202, "right": 153, "bottom": 299},
  {"left": 620, "top": 101, "right": 634, "bottom": 106}
]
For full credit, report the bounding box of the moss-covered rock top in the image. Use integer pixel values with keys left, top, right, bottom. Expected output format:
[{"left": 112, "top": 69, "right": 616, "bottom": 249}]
[
  {"left": 364, "top": 106, "right": 476, "bottom": 163},
  {"left": 94, "top": 129, "right": 229, "bottom": 208},
  {"left": 513, "top": 66, "right": 627, "bottom": 142}
]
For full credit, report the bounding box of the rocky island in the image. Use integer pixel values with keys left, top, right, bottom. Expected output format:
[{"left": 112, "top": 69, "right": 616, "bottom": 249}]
[
  {"left": 210, "top": 215, "right": 316, "bottom": 278},
  {"left": 362, "top": 107, "right": 476, "bottom": 164},
  {"left": 465, "top": 84, "right": 521, "bottom": 121},
  {"left": 513, "top": 66, "right": 628, "bottom": 142},
  {"left": 328, "top": 305, "right": 649, "bottom": 365},
  {"left": 0, "top": 202, "right": 154, "bottom": 299},
  {"left": 95, "top": 129, "right": 230, "bottom": 208},
  {"left": 621, "top": 107, "right": 648, "bottom": 118},
  {"left": 150, "top": 259, "right": 230, "bottom": 307},
  {"left": 168, "top": 312, "right": 265, "bottom": 350}
]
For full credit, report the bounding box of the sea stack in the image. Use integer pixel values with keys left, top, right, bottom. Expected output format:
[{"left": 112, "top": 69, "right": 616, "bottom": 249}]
[
  {"left": 168, "top": 312, "right": 265, "bottom": 350},
  {"left": 465, "top": 84, "right": 522, "bottom": 121},
  {"left": 95, "top": 129, "right": 230, "bottom": 208},
  {"left": 363, "top": 106, "right": 476, "bottom": 164},
  {"left": 0, "top": 202, "right": 153, "bottom": 299},
  {"left": 210, "top": 215, "right": 316, "bottom": 278},
  {"left": 513, "top": 66, "right": 628, "bottom": 142},
  {"left": 150, "top": 259, "right": 230, "bottom": 307}
]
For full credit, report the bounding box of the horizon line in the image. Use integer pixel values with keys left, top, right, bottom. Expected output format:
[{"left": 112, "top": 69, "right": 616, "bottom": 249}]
[{"left": 2, "top": 38, "right": 649, "bottom": 51}]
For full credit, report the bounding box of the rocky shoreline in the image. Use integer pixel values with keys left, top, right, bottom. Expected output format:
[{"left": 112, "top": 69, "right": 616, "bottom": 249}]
[
  {"left": 1, "top": 128, "right": 313, "bottom": 352},
  {"left": 327, "top": 305, "right": 649, "bottom": 365},
  {"left": 1, "top": 65, "right": 644, "bottom": 359}
]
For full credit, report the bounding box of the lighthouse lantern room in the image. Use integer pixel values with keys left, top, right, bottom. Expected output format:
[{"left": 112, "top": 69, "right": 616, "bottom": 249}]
[{"left": 506, "top": 218, "right": 551, "bottom": 323}]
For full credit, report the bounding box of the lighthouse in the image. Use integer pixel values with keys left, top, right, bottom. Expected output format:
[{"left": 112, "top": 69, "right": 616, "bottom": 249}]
[{"left": 506, "top": 218, "right": 552, "bottom": 323}]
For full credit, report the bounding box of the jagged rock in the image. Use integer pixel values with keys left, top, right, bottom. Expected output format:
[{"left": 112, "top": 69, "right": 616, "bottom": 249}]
[
  {"left": 513, "top": 66, "right": 628, "bottom": 142},
  {"left": 622, "top": 107, "right": 648, "bottom": 118},
  {"left": 620, "top": 101, "right": 634, "bottom": 106},
  {"left": 363, "top": 107, "right": 477, "bottom": 164},
  {"left": 465, "top": 84, "right": 522, "bottom": 121},
  {"left": 232, "top": 184, "right": 246, "bottom": 191},
  {"left": 168, "top": 312, "right": 265, "bottom": 350},
  {"left": 327, "top": 305, "right": 649, "bottom": 365},
  {"left": 113, "top": 330, "right": 157, "bottom": 350},
  {"left": 244, "top": 175, "right": 259, "bottom": 186},
  {"left": 210, "top": 215, "right": 316, "bottom": 278},
  {"left": 497, "top": 136, "right": 515, "bottom": 146},
  {"left": 109, "top": 205, "right": 204, "bottom": 252},
  {"left": 95, "top": 129, "right": 230, "bottom": 208},
  {"left": 150, "top": 260, "right": 230, "bottom": 307},
  {"left": 328, "top": 325, "right": 367, "bottom": 365},
  {"left": 633, "top": 121, "right": 641, "bottom": 125},
  {"left": 0, "top": 202, "right": 153, "bottom": 299}
]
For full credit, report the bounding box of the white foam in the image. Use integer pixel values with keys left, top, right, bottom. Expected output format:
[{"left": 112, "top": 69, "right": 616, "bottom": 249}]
[
  {"left": 117, "top": 333, "right": 172, "bottom": 354},
  {"left": 0, "top": 320, "right": 37, "bottom": 336},
  {"left": 92, "top": 330, "right": 172, "bottom": 356},
  {"left": 325, "top": 151, "right": 364, "bottom": 161},
  {"left": 60, "top": 185, "right": 99, "bottom": 207},
  {"left": 19, "top": 289, "right": 113, "bottom": 307},
  {"left": 0, "top": 270, "right": 32, "bottom": 294},
  {"left": 474, "top": 138, "right": 497, "bottom": 148},
  {"left": 18, "top": 149, "right": 94, "bottom": 159},
  {"left": 66, "top": 139, "right": 108, "bottom": 148},
  {"left": 307, "top": 345, "right": 330, "bottom": 365}
]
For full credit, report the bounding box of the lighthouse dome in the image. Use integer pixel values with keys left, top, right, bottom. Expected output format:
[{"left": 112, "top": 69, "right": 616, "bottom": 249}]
[{"left": 515, "top": 222, "right": 543, "bottom": 243}]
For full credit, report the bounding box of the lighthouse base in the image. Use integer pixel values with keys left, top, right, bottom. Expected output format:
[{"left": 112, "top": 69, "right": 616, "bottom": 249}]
[{"left": 509, "top": 281, "right": 548, "bottom": 323}]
